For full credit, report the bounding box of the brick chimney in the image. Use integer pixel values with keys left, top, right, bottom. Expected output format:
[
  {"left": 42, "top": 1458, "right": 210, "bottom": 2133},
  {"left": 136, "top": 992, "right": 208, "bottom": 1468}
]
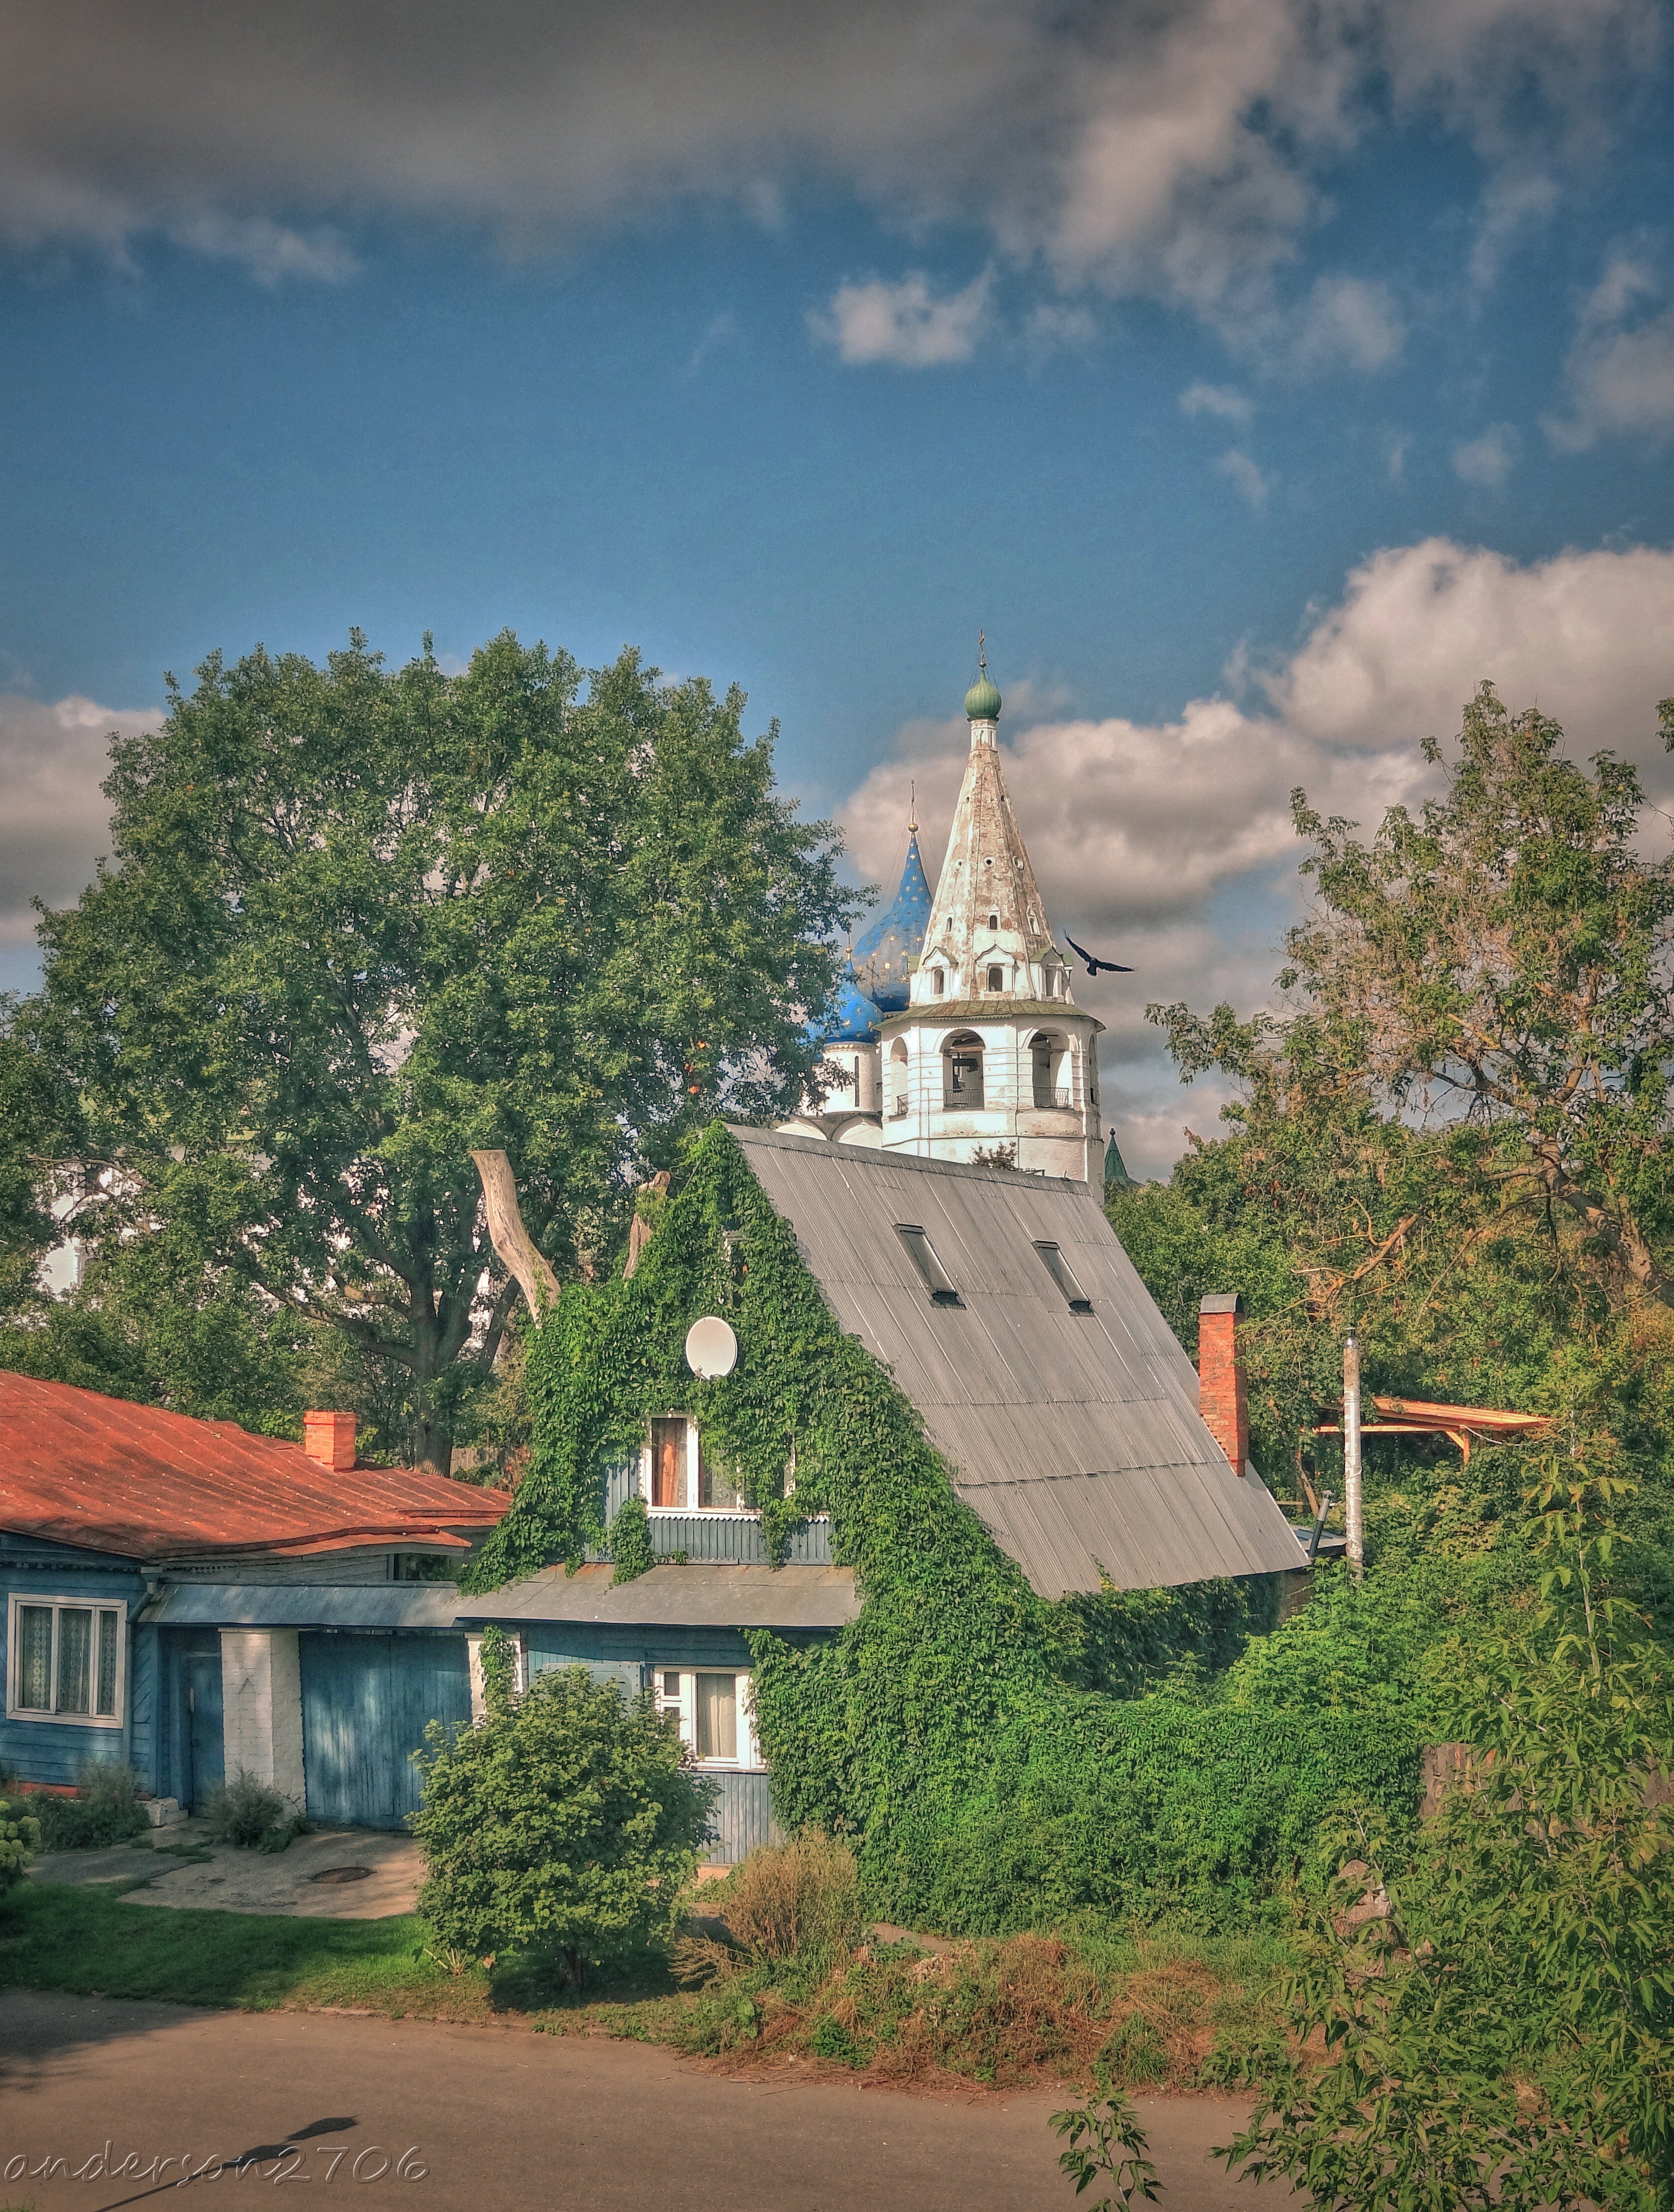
[
  {"left": 1198, "top": 1294, "right": 1249, "bottom": 1474},
  {"left": 303, "top": 1410, "right": 358, "bottom": 1471}
]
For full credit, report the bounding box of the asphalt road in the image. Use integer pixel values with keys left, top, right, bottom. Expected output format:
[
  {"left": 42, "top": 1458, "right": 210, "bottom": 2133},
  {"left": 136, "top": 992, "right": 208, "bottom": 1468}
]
[{"left": 0, "top": 1991, "right": 1299, "bottom": 2212}]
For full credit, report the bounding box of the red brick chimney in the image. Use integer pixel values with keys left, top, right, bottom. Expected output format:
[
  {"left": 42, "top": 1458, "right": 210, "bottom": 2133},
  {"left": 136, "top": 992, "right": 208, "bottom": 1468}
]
[
  {"left": 303, "top": 1410, "right": 358, "bottom": 1471},
  {"left": 1198, "top": 1294, "right": 1249, "bottom": 1474}
]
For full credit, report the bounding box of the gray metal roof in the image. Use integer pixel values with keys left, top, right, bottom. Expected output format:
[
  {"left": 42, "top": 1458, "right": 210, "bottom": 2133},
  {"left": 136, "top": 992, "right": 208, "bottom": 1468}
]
[
  {"left": 456, "top": 1563, "right": 860, "bottom": 1630},
  {"left": 730, "top": 1126, "right": 1306, "bottom": 1598},
  {"left": 138, "top": 1583, "right": 467, "bottom": 1629}
]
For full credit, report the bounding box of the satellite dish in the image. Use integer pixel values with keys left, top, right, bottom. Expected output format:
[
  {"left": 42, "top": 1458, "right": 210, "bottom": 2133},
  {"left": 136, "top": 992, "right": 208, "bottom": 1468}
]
[{"left": 684, "top": 1316, "right": 738, "bottom": 1379}]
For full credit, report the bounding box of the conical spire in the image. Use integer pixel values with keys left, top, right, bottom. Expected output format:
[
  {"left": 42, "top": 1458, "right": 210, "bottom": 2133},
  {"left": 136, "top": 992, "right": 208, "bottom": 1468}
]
[
  {"left": 852, "top": 821, "right": 932, "bottom": 1014},
  {"left": 911, "top": 654, "right": 1067, "bottom": 1008}
]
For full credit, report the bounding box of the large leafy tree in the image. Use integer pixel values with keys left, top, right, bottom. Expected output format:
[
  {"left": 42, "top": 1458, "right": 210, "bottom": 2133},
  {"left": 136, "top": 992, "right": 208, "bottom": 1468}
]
[
  {"left": 1157, "top": 684, "right": 1674, "bottom": 1304},
  {"left": 36, "top": 631, "right": 854, "bottom": 1470}
]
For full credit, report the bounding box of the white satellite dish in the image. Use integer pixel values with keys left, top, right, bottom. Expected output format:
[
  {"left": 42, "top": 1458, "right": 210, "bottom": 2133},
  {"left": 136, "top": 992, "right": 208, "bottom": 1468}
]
[{"left": 684, "top": 1316, "right": 738, "bottom": 1379}]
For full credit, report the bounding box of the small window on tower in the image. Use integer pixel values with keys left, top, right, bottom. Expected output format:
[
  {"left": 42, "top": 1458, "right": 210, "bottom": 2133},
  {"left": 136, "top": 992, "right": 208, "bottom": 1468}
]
[
  {"left": 987, "top": 965, "right": 1004, "bottom": 991},
  {"left": 932, "top": 968, "right": 945, "bottom": 996},
  {"left": 988, "top": 911, "right": 998, "bottom": 929}
]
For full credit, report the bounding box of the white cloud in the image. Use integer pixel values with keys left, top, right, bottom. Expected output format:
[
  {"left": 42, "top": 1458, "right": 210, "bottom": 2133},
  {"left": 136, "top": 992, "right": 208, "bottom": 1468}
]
[
  {"left": 1287, "top": 274, "right": 1407, "bottom": 375},
  {"left": 814, "top": 268, "right": 992, "bottom": 368},
  {"left": 0, "top": 0, "right": 1655, "bottom": 337},
  {"left": 842, "top": 536, "right": 1674, "bottom": 1172},
  {"left": 0, "top": 695, "right": 161, "bottom": 948},
  {"left": 1216, "top": 448, "right": 1269, "bottom": 507},
  {"left": 1180, "top": 381, "right": 1253, "bottom": 425},
  {"left": 1451, "top": 421, "right": 1521, "bottom": 485},
  {"left": 1547, "top": 247, "right": 1674, "bottom": 448}
]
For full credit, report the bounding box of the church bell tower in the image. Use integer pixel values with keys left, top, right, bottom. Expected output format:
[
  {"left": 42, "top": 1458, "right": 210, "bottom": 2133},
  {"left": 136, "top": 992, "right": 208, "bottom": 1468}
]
[{"left": 879, "top": 650, "right": 1105, "bottom": 1184}]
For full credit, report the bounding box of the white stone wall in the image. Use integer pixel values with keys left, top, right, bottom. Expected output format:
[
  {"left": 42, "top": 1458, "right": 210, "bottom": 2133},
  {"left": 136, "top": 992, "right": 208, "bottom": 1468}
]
[{"left": 219, "top": 1627, "right": 306, "bottom": 1811}]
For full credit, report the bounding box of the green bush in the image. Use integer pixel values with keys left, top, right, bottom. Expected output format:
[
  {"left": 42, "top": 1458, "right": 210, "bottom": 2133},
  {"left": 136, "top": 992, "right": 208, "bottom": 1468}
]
[
  {"left": 412, "top": 1664, "right": 717, "bottom": 1986},
  {"left": 32, "top": 1761, "right": 148, "bottom": 1851},
  {"left": 207, "top": 1770, "right": 304, "bottom": 1850},
  {"left": 0, "top": 1795, "right": 41, "bottom": 1895},
  {"left": 1222, "top": 1472, "right": 1674, "bottom": 2211},
  {"left": 707, "top": 1830, "right": 865, "bottom": 1964}
]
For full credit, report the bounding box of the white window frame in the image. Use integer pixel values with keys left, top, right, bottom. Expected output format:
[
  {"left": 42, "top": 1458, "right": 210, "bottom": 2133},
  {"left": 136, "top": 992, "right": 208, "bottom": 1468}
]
[
  {"left": 653, "top": 1665, "right": 762, "bottom": 1770},
  {"left": 6, "top": 1591, "right": 127, "bottom": 1730},
  {"left": 640, "top": 1415, "right": 756, "bottom": 1517}
]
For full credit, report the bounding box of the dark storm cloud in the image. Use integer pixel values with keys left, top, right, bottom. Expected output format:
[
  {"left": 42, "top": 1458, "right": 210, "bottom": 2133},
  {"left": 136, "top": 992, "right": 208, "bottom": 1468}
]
[{"left": 0, "top": 0, "right": 1659, "bottom": 324}]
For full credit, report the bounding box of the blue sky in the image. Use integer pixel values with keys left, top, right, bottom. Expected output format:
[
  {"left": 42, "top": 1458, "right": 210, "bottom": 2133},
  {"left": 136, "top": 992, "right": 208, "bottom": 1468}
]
[{"left": 3, "top": 0, "right": 1674, "bottom": 1168}]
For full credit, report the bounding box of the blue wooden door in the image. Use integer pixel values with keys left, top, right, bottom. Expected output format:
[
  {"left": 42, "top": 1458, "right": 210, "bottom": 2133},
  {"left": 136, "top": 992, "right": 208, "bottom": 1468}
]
[
  {"left": 184, "top": 1652, "right": 224, "bottom": 1812},
  {"left": 299, "top": 1632, "right": 471, "bottom": 1829}
]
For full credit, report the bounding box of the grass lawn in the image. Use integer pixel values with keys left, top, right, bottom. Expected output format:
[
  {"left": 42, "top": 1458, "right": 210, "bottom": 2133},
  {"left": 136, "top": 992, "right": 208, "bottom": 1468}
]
[
  {"left": 0, "top": 1880, "right": 492, "bottom": 2019},
  {"left": 0, "top": 1879, "right": 1293, "bottom": 2093}
]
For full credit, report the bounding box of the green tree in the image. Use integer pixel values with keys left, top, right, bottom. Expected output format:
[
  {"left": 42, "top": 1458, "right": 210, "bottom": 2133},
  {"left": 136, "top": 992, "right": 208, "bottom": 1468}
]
[
  {"left": 411, "top": 1664, "right": 716, "bottom": 1985},
  {"left": 1156, "top": 684, "right": 1674, "bottom": 1308},
  {"left": 1220, "top": 1464, "right": 1674, "bottom": 2210},
  {"left": 36, "top": 632, "right": 855, "bottom": 1469},
  {"left": 0, "top": 997, "right": 80, "bottom": 1312}
]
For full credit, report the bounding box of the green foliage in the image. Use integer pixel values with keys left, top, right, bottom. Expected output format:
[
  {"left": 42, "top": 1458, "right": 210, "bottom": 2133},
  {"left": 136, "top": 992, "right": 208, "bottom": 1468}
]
[
  {"left": 31, "top": 1762, "right": 148, "bottom": 1851},
  {"left": 1220, "top": 1466, "right": 1674, "bottom": 2210},
  {"left": 0, "top": 1795, "right": 42, "bottom": 1894},
  {"left": 1050, "top": 2094, "right": 1160, "bottom": 2209},
  {"left": 607, "top": 1492, "right": 655, "bottom": 1584},
  {"left": 33, "top": 632, "right": 857, "bottom": 1468},
  {"left": 411, "top": 1664, "right": 717, "bottom": 1985},
  {"left": 0, "top": 997, "right": 80, "bottom": 1313},
  {"left": 477, "top": 1622, "right": 518, "bottom": 1713},
  {"left": 473, "top": 1124, "right": 1422, "bottom": 1932},
  {"left": 206, "top": 1770, "right": 306, "bottom": 1851}
]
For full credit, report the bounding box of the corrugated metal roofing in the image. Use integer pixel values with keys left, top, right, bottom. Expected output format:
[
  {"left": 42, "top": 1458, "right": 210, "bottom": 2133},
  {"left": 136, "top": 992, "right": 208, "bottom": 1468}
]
[
  {"left": 0, "top": 1372, "right": 511, "bottom": 1562},
  {"left": 458, "top": 1563, "right": 861, "bottom": 1630},
  {"left": 730, "top": 1127, "right": 1306, "bottom": 1597},
  {"left": 138, "top": 1583, "right": 468, "bottom": 1630}
]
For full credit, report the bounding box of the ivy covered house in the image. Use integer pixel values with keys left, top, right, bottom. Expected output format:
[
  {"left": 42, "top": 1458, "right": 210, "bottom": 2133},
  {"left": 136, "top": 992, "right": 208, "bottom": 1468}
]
[{"left": 457, "top": 1121, "right": 1318, "bottom": 1904}]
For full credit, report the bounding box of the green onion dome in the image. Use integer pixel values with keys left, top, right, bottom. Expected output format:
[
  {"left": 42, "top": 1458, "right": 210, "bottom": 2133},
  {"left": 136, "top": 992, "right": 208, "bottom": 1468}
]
[{"left": 964, "top": 670, "right": 1002, "bottom": 720}]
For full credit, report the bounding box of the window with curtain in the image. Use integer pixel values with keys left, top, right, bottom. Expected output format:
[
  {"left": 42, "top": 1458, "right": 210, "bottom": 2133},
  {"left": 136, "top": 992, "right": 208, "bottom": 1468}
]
[
  {"left": 654, "top": 1667, "right": 757, "bottom": 1767},
  {"left": 649, "top": 1416, "right": 688, "bottom": 1508},
  {"left": 8, "top": 1595, "right": 125, "bottom": 1726}
]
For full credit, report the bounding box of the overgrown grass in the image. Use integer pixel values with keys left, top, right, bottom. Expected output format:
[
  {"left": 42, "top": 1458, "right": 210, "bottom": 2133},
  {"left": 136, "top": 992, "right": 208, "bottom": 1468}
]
[{"left": 0, "top": 1879, "right": 1294, "bottom": 2093}]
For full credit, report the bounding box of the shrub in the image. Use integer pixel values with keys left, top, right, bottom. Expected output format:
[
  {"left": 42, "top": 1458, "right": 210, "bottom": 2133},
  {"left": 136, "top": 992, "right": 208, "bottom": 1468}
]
[
  {"left": 207, "top": 1769, "right": 303, "bottom": 1850},
  {"left": 1221, "top": 1470, "right": 1674, "bottom": 2210},
  {"left": 0, "top": 1796, "right": 41, "bottom": 1896},
  {"left": 31, "top": 1761, "right": 148, "bottom": 1851},
  {"left": 412, "top": 1663, "right": 717, "bottom": 1986},
  {"left": 709, "top": 1831, "right": 864, "bottom": 1964}
]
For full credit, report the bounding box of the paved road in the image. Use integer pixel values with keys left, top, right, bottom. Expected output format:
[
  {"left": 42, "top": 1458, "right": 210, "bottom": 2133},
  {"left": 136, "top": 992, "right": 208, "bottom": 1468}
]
[{"left": 0, "top": 1992, "right": 1298, "bottom": 2212}]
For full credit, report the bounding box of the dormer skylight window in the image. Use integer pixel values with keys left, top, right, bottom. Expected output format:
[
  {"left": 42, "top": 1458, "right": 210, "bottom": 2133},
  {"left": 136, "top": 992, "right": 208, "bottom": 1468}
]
[
  {"left": 932, "top": 967, "right": 946, "bottom": 996},
  {"left": 1033, "top": 1240, "right": 1093, "bottom": 1313},
  {"left": 896, "top": 1224, "right": 962, "bottom": 1306},
  {"left": 987, "top": 965, "right": 1004, "bottom": 991}
]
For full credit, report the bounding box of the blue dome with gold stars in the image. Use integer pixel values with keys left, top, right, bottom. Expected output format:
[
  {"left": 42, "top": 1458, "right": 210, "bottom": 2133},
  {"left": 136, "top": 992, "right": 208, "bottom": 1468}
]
[
  {"left": 851, "top": 829, "right": 932, "bottom": 1016},
  {"left": 811, "top": 970, "right": 883, "bottom": 1045}
]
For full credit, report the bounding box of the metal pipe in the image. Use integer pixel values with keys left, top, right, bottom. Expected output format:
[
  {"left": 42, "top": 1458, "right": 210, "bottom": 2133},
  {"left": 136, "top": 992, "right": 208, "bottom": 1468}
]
[
  {"left": 1343, "top": 1332, "right": 1364, "bottom": 1581},
  {"left": 1307, "top": 1489, "right": 1334, "bottom": 1567}
]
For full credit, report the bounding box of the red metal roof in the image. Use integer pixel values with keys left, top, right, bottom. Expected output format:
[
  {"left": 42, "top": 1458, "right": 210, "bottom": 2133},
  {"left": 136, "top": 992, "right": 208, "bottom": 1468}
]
[{"left": 0, "top": 1372, "right": 511, "bottom": 1563}]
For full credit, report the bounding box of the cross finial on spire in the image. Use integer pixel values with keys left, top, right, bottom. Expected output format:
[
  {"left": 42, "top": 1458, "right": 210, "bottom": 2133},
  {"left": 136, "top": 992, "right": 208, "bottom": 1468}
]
[
  {"left": 908, "top": 779, "right": 917, "bottom": 835},
  {"left": 978, "top": 630, "right": 987, "bottom": 675}
]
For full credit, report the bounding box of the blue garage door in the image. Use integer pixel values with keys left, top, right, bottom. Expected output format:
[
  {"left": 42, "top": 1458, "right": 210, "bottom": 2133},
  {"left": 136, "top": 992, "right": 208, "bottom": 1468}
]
[{"left": 300, "top": 1632, "right": 472, "bottom": 1829}]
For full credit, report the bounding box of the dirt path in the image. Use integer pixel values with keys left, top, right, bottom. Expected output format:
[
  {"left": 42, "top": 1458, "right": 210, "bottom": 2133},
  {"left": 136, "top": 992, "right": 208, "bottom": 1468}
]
[{"left": 0, "top": 1990, "right": 1300, "bottom": 2211}]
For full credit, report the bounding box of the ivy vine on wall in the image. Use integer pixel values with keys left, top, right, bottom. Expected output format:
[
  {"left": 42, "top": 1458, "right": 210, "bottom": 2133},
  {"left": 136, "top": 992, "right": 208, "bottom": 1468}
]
[{"left": 465, "top": 1124, "right": 1421, "bottom": 1932}]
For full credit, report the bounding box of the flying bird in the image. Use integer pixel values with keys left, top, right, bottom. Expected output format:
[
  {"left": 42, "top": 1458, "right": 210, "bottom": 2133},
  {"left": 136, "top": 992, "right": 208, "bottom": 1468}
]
[{"left": 1064, "top": 934, "right": 1133, "bottom": 977}]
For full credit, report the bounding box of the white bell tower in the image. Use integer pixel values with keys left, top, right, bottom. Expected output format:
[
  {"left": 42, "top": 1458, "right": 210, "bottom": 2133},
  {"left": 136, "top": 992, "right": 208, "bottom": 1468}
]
[{"left": 880, "top": 647, "right": 1105, "bottom": 1184}]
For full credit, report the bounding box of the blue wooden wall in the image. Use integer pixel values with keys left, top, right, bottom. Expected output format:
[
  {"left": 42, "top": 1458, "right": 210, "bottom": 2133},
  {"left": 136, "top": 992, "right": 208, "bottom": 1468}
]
[
  {"left": 299, "top": 1630, "right": 471, "bottom": 1829},
  {"left": 0, "top": 1543, "right": 150, "bottom": 1789}
]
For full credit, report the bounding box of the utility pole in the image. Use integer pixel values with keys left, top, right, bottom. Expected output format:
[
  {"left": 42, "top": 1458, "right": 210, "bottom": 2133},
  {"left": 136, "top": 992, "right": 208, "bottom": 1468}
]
[{"left": 1343, "top": 1331, "right": 1364, "bottom": 1582}]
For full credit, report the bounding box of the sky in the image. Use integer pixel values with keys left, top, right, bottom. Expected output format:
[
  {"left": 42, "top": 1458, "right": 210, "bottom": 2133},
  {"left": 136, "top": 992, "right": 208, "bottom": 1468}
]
[{"left": 2, "top": 0, "right": 1674, "bottom": 1173}]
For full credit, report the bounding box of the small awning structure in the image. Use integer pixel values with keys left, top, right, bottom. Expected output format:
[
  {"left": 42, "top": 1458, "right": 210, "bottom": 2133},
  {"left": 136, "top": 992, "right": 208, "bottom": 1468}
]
[{"left": 1316, "top": 1395, "right": 1550, "bottom": 1465}]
